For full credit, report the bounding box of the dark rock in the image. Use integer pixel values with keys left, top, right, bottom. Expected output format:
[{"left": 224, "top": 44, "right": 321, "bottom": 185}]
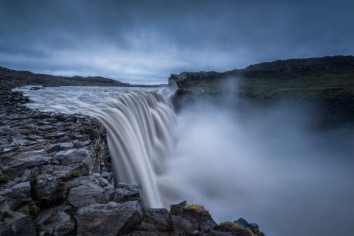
[
  {"left": 34, "top": 174, "right": 68, "bottom": 205},
  {"left": 134, "top": 208, "right": 173, "bottom": 233},
  {"left": 67, "top": 182, "right": 105, "bottom": 209},
  {"left": 75, "top": 201, "right": 144, "bottom": 236},
  {"left": 233, "top": 218, "right": 259, "bottom": 229},
  {"left": 112, "top": 183, "right": 142, "bottom": 202},
  {"left": 234, "top": 218, "right": 249, "bottom": 228},
  {"left": 38, "top": 164, "right": 74, "bottom": 179},
  {"left": 169, "top": 202, "right": 217, "bottom": 234},
  {"left": 101, "top": 171, "right": 113, "bottom": 181},
  {"left": 0, "top": 211, "right": 36, "bottom": 236},
  {"left": 91, "top": 173, "right": 110, "bottom": 187},
  {"left": 0, "top": 182, "right": 31, "bottom": 211},
  {"left": 54, "top": 148, "right": 93, "bottom": 175},
  {"left": 34, "top": 206, "right": 75, "bottom": 235},
  {"left": 46, "top": 144, "right": 60, "bottom": 153},
  {"left": 3, "top": 156, "right": 50, "bottom": 178},
  {"left": 170, "top": 201, "right": 186, "bottom": 215}
]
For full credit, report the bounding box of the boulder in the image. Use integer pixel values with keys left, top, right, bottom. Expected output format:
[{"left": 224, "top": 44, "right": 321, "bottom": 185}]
[
  {"left": 234, "top": 218, "right": 259, "bottom": 230},
  {"left": 34, "top": 174, "right": 67, "bottom": 205},
  {"left": 169, "top": 202, "right": 217, "bottom": 234},
  {"left": 112, "top": 184, "right": 142, "bottom": 202},
  {"left": 0, "top": 181, "right": 31, "bottom": 211},
  {"left": 133, "top": 208, "right": 173, "bottom": 234},
  {"left": 34, "top": 206, "right": 75, "bottom": 235},
  {"left": 76, "top": 201, "right": 144, "bottom": 236},
  {"left": 0, "top": 211, "right": 36, "bottom": 236},
  {"left": 170, "top": 201, "right": 186, "bottom": 215},
  {"left": 54, "top": 148, "right": 93, "bottom": 175},
  {"left": 67, "top": 182, "right": 105, "bottom": 209}
]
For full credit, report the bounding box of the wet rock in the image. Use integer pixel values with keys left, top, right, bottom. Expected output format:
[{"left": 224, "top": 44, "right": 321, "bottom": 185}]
[
  {"left": 3, "top": 156, "right": 50, "bottom": 178},
  {"left": 54, "top": 148, "right": 93, "bottom": 175},
  {"left": 170, "top": 201, "right": 217, "bottom": 234},
  {"left": 34, "top": 174, "right": 68, "bottom": 205},
  {"left": 46, "top": 144, "right": 60, "bottom": 153},
  {"left": 0, "top": 182, "right": 31, "bottom": 211},
  {"left": 76, "top": 201, "right": 144, "bottom": 236},
  {"left": 0, "top": 211, "right": 36, "bottom": 236},
  {"left": 134, "top": 208, "right": 173, "bottom": 233},
  {"left": 38, "top": 125, "right": 56, "bottom": 132},
  {"left": 60, "top": 142, "right": 74, "bottom": 150},
  {"left": 67, "top": 182, "right": 105, "bottom": 209},
  {"left": 170, "top": 201, "right": 186, "bottom": 215},
  {"left": 101, "top": 171, "right": 113, "bottom": 181},
  {"left": 112, "top": 184, "right": 142, "bottom": 202},
  {"left": 34, "top": 206, "right": 75, "bottom": 235},
  {"left": 38, "top": 164, "right": 74, "bottom": 179},
  {"left": 234, "top": 218, "right": 259, "bottom": 230},
  {"left": 90, "top": 173, "right": 110, "bottom": 187}
]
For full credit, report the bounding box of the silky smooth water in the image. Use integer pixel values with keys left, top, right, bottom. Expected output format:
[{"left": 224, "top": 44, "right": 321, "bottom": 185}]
[
  {"left": 19, "top": 86, "right": 175, "bottom": 207},
  {"left": 19, "top": 86, "right": 354, "bottom": 236}
]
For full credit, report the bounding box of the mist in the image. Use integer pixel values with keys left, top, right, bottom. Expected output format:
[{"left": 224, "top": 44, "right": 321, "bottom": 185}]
[
  {"left": 159, "top": 93, "right": 354, "bottom": 236},
  {"left": 17, "top": 83, "right": 354, "bottom": 235}
]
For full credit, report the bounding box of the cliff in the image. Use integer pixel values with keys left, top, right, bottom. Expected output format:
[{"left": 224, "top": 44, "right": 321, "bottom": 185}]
[
  {"left": 0, "top": 72, "right": 265, "bottom": 235},
  {"left": 0, "top": 66, "right": 130, "bottom": 89},
  {"left": 170, "top": 55, "right": 354, "bottom": 128},
  {"left": 169, "top": 56, "right": 354, "bottom": 87}
]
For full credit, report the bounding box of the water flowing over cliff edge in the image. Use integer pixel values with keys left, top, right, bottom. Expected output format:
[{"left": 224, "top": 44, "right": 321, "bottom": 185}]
[{"left": 17, "top": 86, "right": 176, "bottom": 208}]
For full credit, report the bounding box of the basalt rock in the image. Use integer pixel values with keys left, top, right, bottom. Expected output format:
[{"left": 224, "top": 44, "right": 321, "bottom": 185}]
[
  {"left": 0, "top": 76, "right": 265, "bottom": 235},
  {"left": 75, "top": 201, "right": 144, "bottom": 236},
  {"left": 0, "top": 211, "right": 36, "bottom": 236},
  {"left": 34, "top": 206, "right": 75, "bottom": 235},
  {"left": 67, "top": 182, "right": 105, "bottom": 209},
  {"left": 112, "top": 183, "right": 142, "bottom": 202},
  {"left": 34, "top": 174, "right": 68, "bottom": 205}
]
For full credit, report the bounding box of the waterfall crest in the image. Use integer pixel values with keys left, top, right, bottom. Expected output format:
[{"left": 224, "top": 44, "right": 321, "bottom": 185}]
[
  {"left": 20, "top": 87, "right": 176, "bottom": 207},
  {"left": 89, "top": 91, "right": 175, "bottom": 207}
]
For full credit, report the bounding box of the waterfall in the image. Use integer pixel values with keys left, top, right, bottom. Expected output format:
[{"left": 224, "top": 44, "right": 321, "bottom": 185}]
[
  {"left": 20, "top": 87, "right": 176, "bottom": 208},
  {"left": 89, "top": 92, "right": 175, "bottom": 207}
]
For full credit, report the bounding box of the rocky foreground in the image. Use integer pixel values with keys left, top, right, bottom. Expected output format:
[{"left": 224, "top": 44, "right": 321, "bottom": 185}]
[{"left": 0, "top": 81, "right": 264, "bottom": 235}]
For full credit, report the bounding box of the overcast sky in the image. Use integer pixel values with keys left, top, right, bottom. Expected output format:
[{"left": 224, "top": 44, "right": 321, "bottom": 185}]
[{"left": 1, "top": 0, "right": 353, "bottom": 84}]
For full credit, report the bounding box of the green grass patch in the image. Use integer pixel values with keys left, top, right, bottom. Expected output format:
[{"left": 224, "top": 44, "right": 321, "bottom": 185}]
[
  {"left": 64, "top": 170, "right": 81, "bottom": 180},
  {"left": 184, "top": 204, "right": 211, "bottom": 217},
  {"left": 0, "top": 174, "right": 8, "bottom": 184},
  {"left": 216, "top": 221, "right": 239, "bottom": 232},
  {"left": 2, "top": 210, "right": 15, "bottom": 218}
]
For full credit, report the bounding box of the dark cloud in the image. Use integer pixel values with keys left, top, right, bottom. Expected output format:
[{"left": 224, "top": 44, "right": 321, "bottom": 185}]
[{"left": 1, "top": 0, "right": 353, "bottom": 83}]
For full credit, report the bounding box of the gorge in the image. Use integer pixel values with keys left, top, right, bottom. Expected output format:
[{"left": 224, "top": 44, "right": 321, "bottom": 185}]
[{"left": 1, "top": 55, "right": 354, "bottom": 236}]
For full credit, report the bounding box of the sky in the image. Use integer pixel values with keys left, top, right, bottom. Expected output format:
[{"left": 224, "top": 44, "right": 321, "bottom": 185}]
[{"left": 1, "top": 0, "right": 354, "bottom": 84}]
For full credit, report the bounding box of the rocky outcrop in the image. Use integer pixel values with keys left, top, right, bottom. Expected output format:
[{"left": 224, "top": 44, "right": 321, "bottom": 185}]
[
  {"left": 76, "top": 201, "right": 144, "bottom": 235},
  {"left": 0, "top": 66, "right": 130, "bottom": 89},
  {"left": 169, "top": 55, "right": 354, "bottom": 85},
  {"left": 169, "top": 55, "right": 354, "bottom": 128},
  {"left": 0, "top": 79, "right": 265, "bottom": 235}
]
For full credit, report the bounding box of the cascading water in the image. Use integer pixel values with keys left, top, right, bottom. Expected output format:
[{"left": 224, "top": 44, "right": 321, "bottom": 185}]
[
  {"left": 17, "top": 85, "right": 354, "bottom": 236},
  {"left": 94, "top": 92, "right": 175, "bottom": 207},
  {"left": 19, "top": 86, "right": 175, "bottom": 207}
]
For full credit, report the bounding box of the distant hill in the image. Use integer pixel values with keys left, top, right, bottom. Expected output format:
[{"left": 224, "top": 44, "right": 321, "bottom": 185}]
[
  {"left": 170, "top": 55, "right": 354, "bottom": 95},
  {"left": 169, "top": 55, "right": 354, "bottom": 128},
  {"left": 0, "top": 66, "right": 130, "bottom": 89}
]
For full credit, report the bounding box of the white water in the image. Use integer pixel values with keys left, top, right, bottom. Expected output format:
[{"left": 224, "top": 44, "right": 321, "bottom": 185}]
[
  {"left": 18, "top": 86, "right": 354, "bottom": 236},
  {"left": 19, "top": 86, "right": 175, "bottom": 207}
]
